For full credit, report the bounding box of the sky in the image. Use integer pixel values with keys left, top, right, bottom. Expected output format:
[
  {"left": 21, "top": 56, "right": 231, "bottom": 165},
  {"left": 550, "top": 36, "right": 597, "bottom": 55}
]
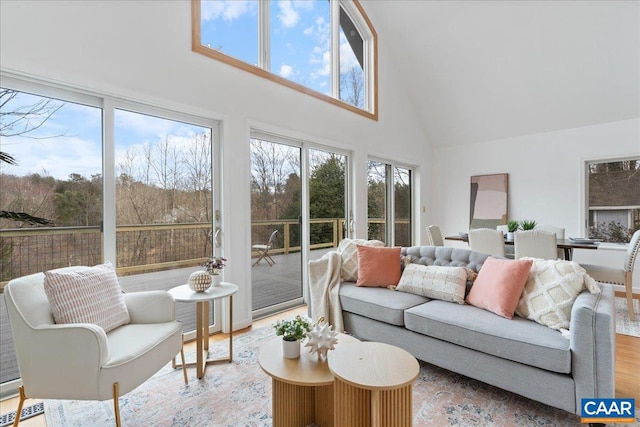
[{"left": 200, "top": 0, "right": 361, "bottom": 95}]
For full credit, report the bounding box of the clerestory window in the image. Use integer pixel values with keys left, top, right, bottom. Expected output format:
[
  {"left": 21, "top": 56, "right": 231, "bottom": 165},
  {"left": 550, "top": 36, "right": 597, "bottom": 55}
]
[{"left": 193, "top": 0, "right": 377, "bottom": 119}]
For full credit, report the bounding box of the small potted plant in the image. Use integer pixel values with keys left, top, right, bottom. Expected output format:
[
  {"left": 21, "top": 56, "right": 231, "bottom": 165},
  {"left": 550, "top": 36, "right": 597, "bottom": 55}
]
[
  {"left": 202, "top": 256, "right": 227, "bottom": 286},
  {"left": 506, "top": 220, "right": 519, "bottom": 240},
  {"left": 520, "top": 220, "right": 537, "bottom": 231},
  {"left": 274, "top": 315, "right": 311, "bottom": 359}
]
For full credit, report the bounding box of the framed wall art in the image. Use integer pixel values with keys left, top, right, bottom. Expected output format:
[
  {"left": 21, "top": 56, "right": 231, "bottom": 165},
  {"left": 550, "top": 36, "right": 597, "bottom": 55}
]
[{"left": 469, "top": 173, "right": 508, "bottom": 229}]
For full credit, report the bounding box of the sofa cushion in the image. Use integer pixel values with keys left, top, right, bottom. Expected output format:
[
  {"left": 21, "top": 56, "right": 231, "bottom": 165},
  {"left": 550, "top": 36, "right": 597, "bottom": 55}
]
[
  {"left": 466, "top": 257, "right": 533, "bottom": 319},
  {"left": 356, "top": 245, "right": 402, "bottom": 287},
  {"left": 338, "top": 238, "right": 385, "bottom": 282},
  {"left": 340, "top": 282, "right": 428, "bottom": 326},
  {"left": 396, "top": 264, "right": 467, "bottom": 304},
  {"left": 404, "top": 300, "right": 571, "bottom": 374},
  {"left": 515, "top": 258, "right": 601, "bottom": 336}
]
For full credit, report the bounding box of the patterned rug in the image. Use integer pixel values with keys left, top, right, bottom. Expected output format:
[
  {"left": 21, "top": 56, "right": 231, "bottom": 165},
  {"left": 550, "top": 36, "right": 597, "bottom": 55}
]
[
  {"left": 44, "top": 324, "right": 638, "bottom": 427},
  {"left": 616, "top": 296, "right": 640, "bottom": 337}
]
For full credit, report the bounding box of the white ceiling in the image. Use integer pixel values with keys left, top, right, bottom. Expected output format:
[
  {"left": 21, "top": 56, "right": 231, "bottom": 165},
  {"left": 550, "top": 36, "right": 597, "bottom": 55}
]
[{"left": 363, "top": 0, "right": 640, "bottom": 147}]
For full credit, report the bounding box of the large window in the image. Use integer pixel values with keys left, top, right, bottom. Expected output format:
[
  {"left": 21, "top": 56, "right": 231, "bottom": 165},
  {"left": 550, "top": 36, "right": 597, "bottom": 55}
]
[
  {"left": 367, "top": 160, "right": 413, "bottom": 247},
  {"left": 586, "top": 158, "right": 639, "bottom": 243},
  {"left": 194, "top": 0, "right": 377, "bottom": 119}
]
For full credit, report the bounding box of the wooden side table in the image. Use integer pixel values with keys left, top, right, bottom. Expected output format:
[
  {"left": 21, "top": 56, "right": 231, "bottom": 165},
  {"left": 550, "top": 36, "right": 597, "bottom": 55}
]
[
  {"left": 328, "top": 341, "right": 420, "bottom": 427},
  {"left": 168, "top": 282, "right": 238, "bottom": 379},
  {"left": 258, "top": 333, "right": 360, "bottom": 427}
]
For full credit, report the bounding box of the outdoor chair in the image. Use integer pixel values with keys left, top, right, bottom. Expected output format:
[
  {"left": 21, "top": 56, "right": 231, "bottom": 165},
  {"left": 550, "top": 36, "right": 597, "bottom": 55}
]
[
  {"left": 426, "top": 225, "right": 444, "bottom": 246},
  {"left": 4, "top": 265, "right": 188, "bottom": 427},
  {"left": 581, "top": 229, "right": 640, "bottom": 321},
  {"left": 468, "top": 228, "right": 506, "bottom": 257},
  {"left": 514, "top": 230, "right": 558, "bottom": 260},
  {"left": 252, "top": 230, "right": 279, "bottom": 266}
]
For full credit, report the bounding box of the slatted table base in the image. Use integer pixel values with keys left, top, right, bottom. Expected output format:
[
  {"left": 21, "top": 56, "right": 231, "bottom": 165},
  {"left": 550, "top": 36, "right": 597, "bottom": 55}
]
[
  {"left": 271, "top": 379, "right": 334, "bottom": 427},
  {"left": 333, "top": 378, "right": 413, "bottom": 427}
]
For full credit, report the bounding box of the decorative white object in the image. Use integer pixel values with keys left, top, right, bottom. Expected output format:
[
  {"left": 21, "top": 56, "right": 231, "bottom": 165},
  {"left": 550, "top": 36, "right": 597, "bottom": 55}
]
[
  {"left": 188, "top": 271, "right": 212, "bottom": 292},
  {"left": 282, "top": 339, "right": 301, "bottom": 359},
  {"left": 304, "top": 318, "right": 339, "bottom": 360},
  {"left": 210, "top": 274, "right": 221, "bottom": 287}
]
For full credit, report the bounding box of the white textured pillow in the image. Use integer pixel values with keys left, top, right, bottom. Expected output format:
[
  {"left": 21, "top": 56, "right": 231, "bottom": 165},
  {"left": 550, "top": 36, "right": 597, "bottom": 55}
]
[
  {"left": 515, "top": 258, "right": 601, "bottom": 336},
  {"left": 396, "top": 264, "right": 467, "bottom": 304},
  {"left": 337, "top": 238, "right": 384, "bottom": 282},
  {"left": 44, "top": 262, "right": 130, "bottom": 333}
]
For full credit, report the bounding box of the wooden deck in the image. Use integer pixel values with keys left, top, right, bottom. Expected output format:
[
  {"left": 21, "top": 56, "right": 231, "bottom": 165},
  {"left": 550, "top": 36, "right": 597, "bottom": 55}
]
[{"left": 0, "top": 249, "right": 332, "bottom": 384}]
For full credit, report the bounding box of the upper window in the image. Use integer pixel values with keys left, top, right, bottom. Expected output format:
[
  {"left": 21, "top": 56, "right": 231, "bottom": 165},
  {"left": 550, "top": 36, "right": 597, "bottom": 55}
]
[
  {"left": 586, "top": 158, "right": 640, "bottom": 243},
  {"left": 194, "top": 0, "right": 377, "bottom": 119}
]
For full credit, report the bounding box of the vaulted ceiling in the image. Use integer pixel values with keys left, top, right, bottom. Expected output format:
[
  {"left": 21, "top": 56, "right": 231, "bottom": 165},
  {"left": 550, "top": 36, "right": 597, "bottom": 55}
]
[{"left": 363, "top": 0, "right": 639, "bottom": 147}]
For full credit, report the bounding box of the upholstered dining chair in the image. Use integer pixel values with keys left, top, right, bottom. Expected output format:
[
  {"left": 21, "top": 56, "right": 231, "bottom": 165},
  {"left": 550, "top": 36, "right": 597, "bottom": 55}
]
[
  {"left": 5, "top": 265, "right": 188, "bottom": 427},
  {"left": 252, "top": 229, "right": 279, "bottom": 266},
  {"left": 514, "top": 230, "right": 558, "bottom": 260},
  {"left": 536, "top": 225, "right": 566, "bottom": 259},
  {"left": 468, "top": 228, "right": 506, "bottom": 257},
  {"left": 426, "top": 225, "right": 444, "bottom": 246},
  {"left": 581, "top": 229, "right": 640, "bottom": 321}
]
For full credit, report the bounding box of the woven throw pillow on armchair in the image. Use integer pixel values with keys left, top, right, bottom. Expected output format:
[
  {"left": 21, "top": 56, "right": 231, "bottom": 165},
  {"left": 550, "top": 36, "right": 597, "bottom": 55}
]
[{"left": 337, "top": 238, "right": 384, "bottom": 282}]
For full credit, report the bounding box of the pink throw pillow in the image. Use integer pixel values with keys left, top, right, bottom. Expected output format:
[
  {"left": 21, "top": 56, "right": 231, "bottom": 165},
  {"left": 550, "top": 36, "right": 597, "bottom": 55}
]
[
  {"left": 466, "top": 257, "right": 533, "bottom": 319},
  {"left": 356, "top": 245, "right": 402, "bottom": 287}
]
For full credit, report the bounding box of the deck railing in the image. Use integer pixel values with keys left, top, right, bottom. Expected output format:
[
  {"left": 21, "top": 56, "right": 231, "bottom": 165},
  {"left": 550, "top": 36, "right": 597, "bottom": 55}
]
[{"left": 1, "top": 218, "right": 409, "bottom": 286}]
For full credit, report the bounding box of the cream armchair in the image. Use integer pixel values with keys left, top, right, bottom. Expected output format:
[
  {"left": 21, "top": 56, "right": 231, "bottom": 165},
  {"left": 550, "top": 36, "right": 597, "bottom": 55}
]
[{"left": 5, "top": 266, "right": 187, "bottom": 427}]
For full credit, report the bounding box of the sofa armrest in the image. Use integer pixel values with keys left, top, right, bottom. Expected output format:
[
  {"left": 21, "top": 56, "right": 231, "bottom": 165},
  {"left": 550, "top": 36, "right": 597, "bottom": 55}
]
[
  {"left": 124, "top": 291, "right": 176, "bottom": 324},
  {"left": 570, "top": 283, "right": 615, "bottom": 410}
]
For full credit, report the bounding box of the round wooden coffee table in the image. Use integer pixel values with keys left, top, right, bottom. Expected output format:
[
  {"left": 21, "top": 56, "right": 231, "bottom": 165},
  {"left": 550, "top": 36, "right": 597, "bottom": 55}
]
[
  {"left": 328, "top": 341, "right": 420, "bottom": 427},
  {"left": 259, "top": 333, "right": 360, "bottom": 427}
]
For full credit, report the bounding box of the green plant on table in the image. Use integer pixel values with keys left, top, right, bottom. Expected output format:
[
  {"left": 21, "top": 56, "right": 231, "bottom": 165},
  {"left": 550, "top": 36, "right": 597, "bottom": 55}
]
[
  {"left": 274, "top": 315, "right": 311, "bottom": 342},
  {"left": 507, "top": 220, "right": 520, "bottom": 233},
  {"left": 520, "top": 220, "right": 537, "bottom": 231}
]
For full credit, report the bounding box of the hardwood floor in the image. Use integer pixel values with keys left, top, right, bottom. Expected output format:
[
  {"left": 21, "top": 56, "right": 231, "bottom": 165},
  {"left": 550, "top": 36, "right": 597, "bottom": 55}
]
[{"left": 1, "top": 305, "right": 638, "bottom": 426}]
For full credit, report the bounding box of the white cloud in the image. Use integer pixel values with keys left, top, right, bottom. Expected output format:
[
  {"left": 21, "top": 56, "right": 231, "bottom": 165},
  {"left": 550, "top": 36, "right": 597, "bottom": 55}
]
[
  {"left": 201, "top": 0, "right": 255, "bottom": 22},
  {"left": 277, "top": 0, "right": 300, "bottom": 28},
  {"left": 279, "top": 64, "right": 294, "bottom": 78}
]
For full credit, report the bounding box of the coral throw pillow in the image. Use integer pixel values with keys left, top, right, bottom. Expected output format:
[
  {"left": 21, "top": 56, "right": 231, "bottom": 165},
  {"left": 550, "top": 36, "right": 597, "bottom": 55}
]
[
  {"left": 466, "top": 257, "right": 533, "bottom": 319},
  {"left": 356, "top": 245, "right": 402, "bottom": 287},
  {"left": 44, "top": 262, "right": 130, "bottom": 333},
  {"left": 338, "top": 238, "right": 385, "bottom": 282}
]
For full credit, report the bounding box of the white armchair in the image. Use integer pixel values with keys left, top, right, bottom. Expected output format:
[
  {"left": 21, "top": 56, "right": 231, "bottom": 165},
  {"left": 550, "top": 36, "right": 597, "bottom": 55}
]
[{"left": 5, "top": 266, "right": 187, "bottom": 427}]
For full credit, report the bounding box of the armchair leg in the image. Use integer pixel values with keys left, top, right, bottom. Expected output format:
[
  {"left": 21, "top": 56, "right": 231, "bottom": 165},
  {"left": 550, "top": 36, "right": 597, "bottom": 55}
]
[
  {"left": 12, "top": 385, "right": 26, "bottom": 427},
  {"left": 113, "top": 382, "right": 121, "bottom": 427}
]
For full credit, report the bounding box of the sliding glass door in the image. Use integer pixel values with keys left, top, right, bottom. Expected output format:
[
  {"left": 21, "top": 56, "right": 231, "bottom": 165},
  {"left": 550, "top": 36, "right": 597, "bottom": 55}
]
[{"left": 250, "top": 134, "right": 349, "bottom": 317}]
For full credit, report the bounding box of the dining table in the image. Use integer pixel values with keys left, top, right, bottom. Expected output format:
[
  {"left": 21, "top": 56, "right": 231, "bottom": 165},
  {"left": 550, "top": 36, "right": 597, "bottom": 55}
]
[{"left": 444, "top": 234, "right": 599, "bottom": 261}]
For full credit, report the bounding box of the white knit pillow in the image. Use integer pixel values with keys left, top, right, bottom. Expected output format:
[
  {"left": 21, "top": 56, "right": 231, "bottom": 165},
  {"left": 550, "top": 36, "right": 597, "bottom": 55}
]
[
  {"left": 515, "top": 258, "right": 601, "bottom": 337},
  {"left": 337, "top": 238, "right": 385, "bottom": 282},
  {"left": 396, "top": 264, "right": 467, "bottom": 304},
  {"left": 44, "top": 262, "right": 130, "bottom": 333}
]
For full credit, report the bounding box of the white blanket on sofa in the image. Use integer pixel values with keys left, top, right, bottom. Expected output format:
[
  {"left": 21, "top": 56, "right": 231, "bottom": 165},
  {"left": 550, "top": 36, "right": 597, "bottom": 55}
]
[{"left": 308, "top": 251, "right": 344, "bottom": 332}]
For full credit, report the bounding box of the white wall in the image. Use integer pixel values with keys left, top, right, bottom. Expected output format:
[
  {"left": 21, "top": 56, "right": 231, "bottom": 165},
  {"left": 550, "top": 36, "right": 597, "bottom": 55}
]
[
  {"left": 0, "top": 1, "right": 431, "bottom": 329},
  {"left": 433, "top": 118, "right": 640, "bottom": 291}
]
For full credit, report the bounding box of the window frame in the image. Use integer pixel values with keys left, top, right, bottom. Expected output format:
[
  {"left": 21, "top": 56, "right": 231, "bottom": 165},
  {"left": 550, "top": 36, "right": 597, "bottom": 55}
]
[{"left": 192, "top": 0, "right": 378, "bottom": 120}]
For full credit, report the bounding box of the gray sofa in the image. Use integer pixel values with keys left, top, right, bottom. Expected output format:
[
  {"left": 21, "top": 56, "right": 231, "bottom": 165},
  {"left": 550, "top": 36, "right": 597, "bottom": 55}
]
[{"left": 336, "top": 246, "right": 615, "bottom": 415}]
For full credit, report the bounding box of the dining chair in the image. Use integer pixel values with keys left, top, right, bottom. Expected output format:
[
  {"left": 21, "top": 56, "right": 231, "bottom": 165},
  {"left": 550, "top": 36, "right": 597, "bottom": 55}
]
[
  {"left": 426, "top": 225, "right": 444, "bottom": 246},
  {"left": 514, "top": 230, "right": 558, "bottom": 260},
  {"left": 468, "top": 228, "right": 505, "bottom": 257},
  {"left": 581, "top": 229, "right": 640, "bottom": 321},
  {"left": 252, "top": 229, "right": 279, "bottom": 266},
  {"left": 496, "top": 225, "right": 515, "bottom": 258},
  {"left": 536, "top": 225, "right": 566, "bottom": 259}
]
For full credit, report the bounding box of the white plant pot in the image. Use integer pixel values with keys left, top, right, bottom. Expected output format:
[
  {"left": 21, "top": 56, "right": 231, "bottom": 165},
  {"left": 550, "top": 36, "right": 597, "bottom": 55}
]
[
  {"left": 507, "top": 232, "right": 514, "bottom": 241},
  {"left": 210, "top": 274, "right": 221, "bottom": 287},
  {"left": 282, "top": 339, "right": 300, "bottom": 359}
]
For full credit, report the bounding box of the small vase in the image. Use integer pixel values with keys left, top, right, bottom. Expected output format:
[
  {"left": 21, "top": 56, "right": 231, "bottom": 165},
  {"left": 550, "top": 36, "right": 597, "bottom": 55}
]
[
  {"left": 210, "top": 274, "right": 221, "bottom": 287},
  {"left": 188, "top": 270, "right": 212, "bottom": 292},
  {"left": 507, "top": 232, "right": 514, "bottom": 241},
  {"left": 282, "top": 338, "right": 300, "bottom": 359}
]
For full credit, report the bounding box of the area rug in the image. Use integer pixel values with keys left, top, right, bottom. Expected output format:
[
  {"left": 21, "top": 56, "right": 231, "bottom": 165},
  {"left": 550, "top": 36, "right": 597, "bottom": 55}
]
[
  {"left": 45, "top": 325, "right": 639, "bottom": 427},
  {"left": 616, "top": 296, "right": 640, "bottom": 337}
]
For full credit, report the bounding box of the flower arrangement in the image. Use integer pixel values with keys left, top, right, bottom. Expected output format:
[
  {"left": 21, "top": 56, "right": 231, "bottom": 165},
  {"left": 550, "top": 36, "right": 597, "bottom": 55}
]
[
  {"left": 202, "top": 256, "right": 227, "bottom": 275},
  {"left": 274, "top": 315, "right": 311, "bottom": 342}
]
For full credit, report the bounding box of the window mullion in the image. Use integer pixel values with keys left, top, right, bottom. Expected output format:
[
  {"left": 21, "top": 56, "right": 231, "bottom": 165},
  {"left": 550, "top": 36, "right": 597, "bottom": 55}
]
[
  {"left": 260, "top": 0, "right": 270, "bottom": 71},
  {"left": 330, "top": 1, "right": 340, "bottom": 99}
]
